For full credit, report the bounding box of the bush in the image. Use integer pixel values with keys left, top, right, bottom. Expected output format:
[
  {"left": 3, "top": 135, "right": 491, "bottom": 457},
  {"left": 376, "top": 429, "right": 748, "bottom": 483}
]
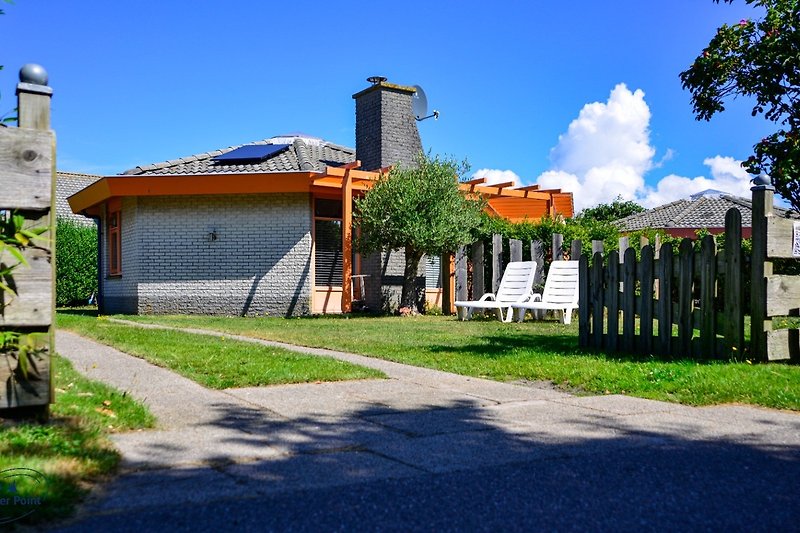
[{"left": 56, "top": 218, "right": 97, "bottom": 306}]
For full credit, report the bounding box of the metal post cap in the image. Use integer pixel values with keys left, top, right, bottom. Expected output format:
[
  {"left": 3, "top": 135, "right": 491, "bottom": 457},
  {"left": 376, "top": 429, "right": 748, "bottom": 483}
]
[
  {"left": 19, "top": 64, "right": 49, "bottom": 86},
  {"left": 752, "top": 172, "right": 771, "bottom": 186}
]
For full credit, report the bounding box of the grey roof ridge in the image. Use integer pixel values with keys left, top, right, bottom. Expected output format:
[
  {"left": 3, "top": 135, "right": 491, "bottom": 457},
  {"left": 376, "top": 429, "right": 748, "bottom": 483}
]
[
  {"left": 614, "top": 198, "right": 689, "bottom": 227},
  {"left": 121, "top": 136, "right": 355, "bottom": 176},
  {"left": 670, "top": 196, "right": 712, "bottom": 225},
  {"left": 57, "top": 170, "right": 102, "bottom": 178},
  {"left": 293, "top": 138, "right": 315, "bottom": 171}
]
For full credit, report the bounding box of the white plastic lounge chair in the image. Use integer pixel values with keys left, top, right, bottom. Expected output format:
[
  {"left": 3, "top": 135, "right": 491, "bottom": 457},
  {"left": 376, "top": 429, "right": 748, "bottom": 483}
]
[
  {"left": 512, "top": 260, "right": 579, "bottom": 324},
  {"left": 455, "top": 261, "right": 537, "bottom": 323}
]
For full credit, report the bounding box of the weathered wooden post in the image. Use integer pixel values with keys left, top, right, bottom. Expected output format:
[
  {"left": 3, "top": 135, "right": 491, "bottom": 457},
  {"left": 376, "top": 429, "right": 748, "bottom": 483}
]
[
  {"left": 750, "top": 178, "right": 772, "bottom": 361},
  {"left": 470, "top": 241, "right": 485, "bottom": 299},
  {"left": 492, "top": 234, "right": 503, "bottom": 293},
  {"left": 531, "top": 240, "right": 544, "bottom": 286},
  {"left": 0, "top": 64, "right": 56, "bottom": 417},
  {"left": 552, "top": 233, "right": 564, "bottom": 261},
  {"left": 510, "top": 239, "right": 523, "bottom": 320},
  {"left": 570, "top": 239, "right": 582, "bottom": 261},
  {"left": 591, "top": 240, "right": 604, "bottom": 256},
  {"left": 455, "top": 246, "right": 468, "bottom": 320},
  {"left": 441, "top": 253, "right": 454, "bottom": 315}
]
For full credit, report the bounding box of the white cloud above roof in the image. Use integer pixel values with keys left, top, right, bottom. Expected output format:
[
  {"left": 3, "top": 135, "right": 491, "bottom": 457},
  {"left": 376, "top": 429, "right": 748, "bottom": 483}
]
[
  {"left": 471, "top": 168, "right": 521, "bottom": 187},
  {"left": 530, "top": 84, "right": 754, "bottom": 212}
]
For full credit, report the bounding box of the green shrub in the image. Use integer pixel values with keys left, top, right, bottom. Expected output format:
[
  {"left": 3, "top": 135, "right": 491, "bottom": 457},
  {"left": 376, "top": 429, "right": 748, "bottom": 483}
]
[{"left": 56, "top": 218, "right": 97, "bottom": 306}]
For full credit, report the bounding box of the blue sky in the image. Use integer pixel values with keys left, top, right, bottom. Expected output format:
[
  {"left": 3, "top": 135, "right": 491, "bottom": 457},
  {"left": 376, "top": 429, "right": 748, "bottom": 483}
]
[{"left": 1, "top": 1, "right": 772, "bottom": 210}]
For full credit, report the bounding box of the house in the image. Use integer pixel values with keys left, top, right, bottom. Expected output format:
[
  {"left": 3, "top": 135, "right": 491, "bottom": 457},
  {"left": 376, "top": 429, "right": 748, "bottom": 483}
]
[
  {"left": 615, "top": 189, "right": 794, "bottom": 239},
  {"left": 69, "top": 78, "right": 574, "bottom": 316}
]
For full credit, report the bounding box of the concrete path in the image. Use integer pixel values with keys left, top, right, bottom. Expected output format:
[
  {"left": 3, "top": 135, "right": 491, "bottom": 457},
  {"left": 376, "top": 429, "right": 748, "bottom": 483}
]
[{"left": 50, "top": 325, "right": 800, "bottom": 532}]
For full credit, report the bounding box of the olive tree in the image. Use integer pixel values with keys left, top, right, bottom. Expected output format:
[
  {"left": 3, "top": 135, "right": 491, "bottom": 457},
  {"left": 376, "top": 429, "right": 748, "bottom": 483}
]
[{"left": 354, "top": 153, "right": 485, "bottom": 312}]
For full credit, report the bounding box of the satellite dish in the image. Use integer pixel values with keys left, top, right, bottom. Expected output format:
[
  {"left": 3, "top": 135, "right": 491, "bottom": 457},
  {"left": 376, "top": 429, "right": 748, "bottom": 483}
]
[
  {"left": 412, "top": 85, "right": 428, "bottom": 120},
  {"left": 412, "top": 85, "right": 439, "bottom": 121}
]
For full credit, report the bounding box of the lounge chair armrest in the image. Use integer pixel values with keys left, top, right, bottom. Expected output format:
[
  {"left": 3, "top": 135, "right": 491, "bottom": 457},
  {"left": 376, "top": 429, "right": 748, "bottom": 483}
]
[{"left": 477, "top": 293, "right": 496, "bottom": 302}]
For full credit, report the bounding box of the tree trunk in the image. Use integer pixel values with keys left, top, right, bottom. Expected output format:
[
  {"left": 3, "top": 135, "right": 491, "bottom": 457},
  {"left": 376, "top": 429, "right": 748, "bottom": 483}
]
[{"left": 401, "top": 246, "right": 423, "bottom": 312}]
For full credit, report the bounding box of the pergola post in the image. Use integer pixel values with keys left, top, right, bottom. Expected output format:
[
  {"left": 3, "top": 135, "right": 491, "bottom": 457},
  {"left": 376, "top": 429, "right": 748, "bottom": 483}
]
[{"left": 341, "top": 163, "right": 358, "bottom": 313}]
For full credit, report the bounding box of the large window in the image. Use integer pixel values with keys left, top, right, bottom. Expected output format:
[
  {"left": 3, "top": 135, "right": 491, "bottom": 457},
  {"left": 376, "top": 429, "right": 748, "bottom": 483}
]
[
  {"left": 107, "top": 201, "right": 121, "bottom": 276},
  {"left": 314, "top": 198, "right": 344, "bottom": 287}
]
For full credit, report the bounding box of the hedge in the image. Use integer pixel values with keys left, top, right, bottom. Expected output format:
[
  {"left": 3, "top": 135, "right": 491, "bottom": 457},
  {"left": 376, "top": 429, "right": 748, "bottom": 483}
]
[{"left": 55, "top": 218, "right": 97, "bottom": 306}]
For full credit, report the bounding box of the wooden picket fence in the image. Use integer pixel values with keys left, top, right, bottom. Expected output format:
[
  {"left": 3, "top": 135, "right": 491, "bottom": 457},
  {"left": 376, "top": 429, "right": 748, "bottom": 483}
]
[{"left": 578, "top": 186, "right": 800, "bottom": 362}]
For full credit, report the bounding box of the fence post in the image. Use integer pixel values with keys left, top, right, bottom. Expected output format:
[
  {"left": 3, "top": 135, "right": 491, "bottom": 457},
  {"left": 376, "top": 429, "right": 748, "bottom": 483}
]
[
  {"left": 552, "top": 233, "right": 564, "bottom": 261},
  {"left": 570, "top": 239, "right": 582, "bottom": 261},
  {"left": 492, "top": 234, "right": 503, "bottom": 294},
  {"left": 509, "top": 239, "right": 524, "bottom": 320},
  {"left": 0, "top": 65, "right": 55, "bottom": 415},
  {"left": 592, "top": 240, "right": 604, "bottom": 256},
  {"left": 579, "top": 254, "right": 590, "bottom": 347},
  {"left": 750, "top": 183, "right": 774, "bottom": 361},
  {"left": 531, "top": 240, "right": 545, "bottom": 286},
  {"left": 455, "top": 246, "right": 468, "bottom": 320},
  {"left": 441, "top": 254, "right": 453, "bottom": 315},
  {"left": 471, "top": 241, "right": 485, "bottom": 299}
]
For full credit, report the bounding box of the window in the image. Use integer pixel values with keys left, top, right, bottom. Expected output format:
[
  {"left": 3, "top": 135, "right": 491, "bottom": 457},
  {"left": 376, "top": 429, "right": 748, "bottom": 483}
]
[{"left": 107, "top": 201, "right": 121, "bottom": 275}]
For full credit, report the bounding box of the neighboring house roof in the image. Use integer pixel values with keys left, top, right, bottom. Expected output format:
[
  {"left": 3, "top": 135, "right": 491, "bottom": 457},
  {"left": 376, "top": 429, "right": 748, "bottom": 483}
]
[
  {"left": 616, "top": 194, "right": 795, "bottom": 232},
  {"left": 56, "top": 171, "right": 101, "bottom": 225},
  {"left": 121, "top": 135, "right": 356, "bottom": 176}
]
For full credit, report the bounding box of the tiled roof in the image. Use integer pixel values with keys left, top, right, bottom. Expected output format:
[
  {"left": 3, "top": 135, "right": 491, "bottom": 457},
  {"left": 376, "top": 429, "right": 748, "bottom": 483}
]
[
  {"left": 56, "top": 171, "right": 101, "bottom": 225},
  {"left": 121, "top": 135, "right": 355, "bottom": 176},
  {"left": 616, "top": 194, "right": 795, "bottom": 231}
]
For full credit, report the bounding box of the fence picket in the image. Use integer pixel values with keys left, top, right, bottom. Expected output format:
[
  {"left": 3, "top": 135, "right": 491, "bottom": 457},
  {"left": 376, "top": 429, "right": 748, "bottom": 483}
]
[
  {"left": 640, "top": 245, "right": 654, "bottom": 354},
  {"left": 606, "top": 250, "right": 620, "bottom": 352},
  {"left": 456, "top": 246, "right": 468, "bottom": 320},
  {"left": 552, "top": 234, "right": 564, "bottom": 261},
  {"left": 677, "top": 239, "right": 694, "bottom": 357},
  {"left": 656, "top": 243, "right": 673, "bottom": 356},
  {"left": 699, "top": 235, "right": 717, "bottom": 358},
  {"left": 723, "top": 208, "right": 744, "bottom": 358},
  {"left": 591, "top": 252, "right": 604, "bottom": 349},
  {"left": 579, "top": 255, "right": 589, "bottom": 347},
  {"left": 622, "top": 248, "right": 636, "bottom": 353}
]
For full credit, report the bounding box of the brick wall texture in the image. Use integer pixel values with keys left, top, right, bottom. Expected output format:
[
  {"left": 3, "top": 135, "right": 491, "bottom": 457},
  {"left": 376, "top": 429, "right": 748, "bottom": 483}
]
[{"left": 101, "top": 193, "right": 312, "bottom": 316}]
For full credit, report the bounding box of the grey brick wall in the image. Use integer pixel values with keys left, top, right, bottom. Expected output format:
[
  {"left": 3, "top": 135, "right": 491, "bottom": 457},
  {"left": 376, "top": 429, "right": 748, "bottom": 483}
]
[
  {"left": 102, "top": 197, "right": 140, "bottom": 314},
  {"left": 100, "top": 193, "right": 312, "bottom": 316}
]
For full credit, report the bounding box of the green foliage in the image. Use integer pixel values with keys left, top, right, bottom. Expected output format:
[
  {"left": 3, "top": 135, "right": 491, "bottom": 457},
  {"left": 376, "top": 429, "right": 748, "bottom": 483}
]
[
  {"left": 354, "top": 152, "right": 486, "bottom": 309},
  {"left": 55, "top": 218, "right": 98, "bottom": 306},
  {"left": 680, "top": 0, "right": 800, "bottom": 210},
  {"left": 576, "top": 196, "right": 645, "bottom": 222}
]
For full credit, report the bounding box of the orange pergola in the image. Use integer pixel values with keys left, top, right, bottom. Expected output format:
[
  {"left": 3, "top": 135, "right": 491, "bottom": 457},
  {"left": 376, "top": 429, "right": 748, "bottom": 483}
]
[{"left": 69, "top": 164, "right": 574, "bottom": 314}]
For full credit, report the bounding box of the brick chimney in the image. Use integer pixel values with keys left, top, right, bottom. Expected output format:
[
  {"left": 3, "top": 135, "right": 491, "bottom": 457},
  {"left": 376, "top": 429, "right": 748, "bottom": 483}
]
[{"left": 353, "top": 77, "right": 423, "bottom": 170}]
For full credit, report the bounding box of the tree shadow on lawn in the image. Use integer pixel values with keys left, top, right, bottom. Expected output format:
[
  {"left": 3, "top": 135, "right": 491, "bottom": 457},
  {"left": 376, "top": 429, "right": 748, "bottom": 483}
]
[{"left": 54, "top": 392, "right": 800, "bottom": 532}]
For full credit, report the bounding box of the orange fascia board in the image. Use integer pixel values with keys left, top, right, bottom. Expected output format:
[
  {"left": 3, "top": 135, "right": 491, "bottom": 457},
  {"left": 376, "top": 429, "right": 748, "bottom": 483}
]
[{"left": 68, "top": 172, "right": 319, "bottom": 214}]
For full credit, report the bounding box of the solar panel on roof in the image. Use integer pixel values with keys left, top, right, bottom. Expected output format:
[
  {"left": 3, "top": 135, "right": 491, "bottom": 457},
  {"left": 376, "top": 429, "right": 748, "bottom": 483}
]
[{"left": 212, "top": 144, "right": 290, "bottom": 163}]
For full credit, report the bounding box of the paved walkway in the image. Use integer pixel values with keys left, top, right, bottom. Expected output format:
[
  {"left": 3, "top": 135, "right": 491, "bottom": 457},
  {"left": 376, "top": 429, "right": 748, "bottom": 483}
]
[{"left": 51, "top": 324, "right": 800, "bottom": 532}]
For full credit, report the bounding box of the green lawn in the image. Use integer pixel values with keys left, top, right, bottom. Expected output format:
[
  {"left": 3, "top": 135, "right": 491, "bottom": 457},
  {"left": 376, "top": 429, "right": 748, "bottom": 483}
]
[
  {"left": 57, "top": 312, "right": 385, "bottom": 388},
  {"left": 115, "top": 313, "right": 800, "bottom": 410},
  {"left": 0, "top": 354, "right": 154, "bottom": 526}
]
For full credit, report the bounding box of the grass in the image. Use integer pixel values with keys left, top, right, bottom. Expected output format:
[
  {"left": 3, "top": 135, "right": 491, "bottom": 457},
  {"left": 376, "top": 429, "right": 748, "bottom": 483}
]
[
  {"left": 115, "top": 313, "right": 800, "bottom": 411},
  {"left": 57, "top": 312, "right": 385, "bottom": 388},
  {"left": 0, "top": 354, "right": 154, "bottom": 526}
]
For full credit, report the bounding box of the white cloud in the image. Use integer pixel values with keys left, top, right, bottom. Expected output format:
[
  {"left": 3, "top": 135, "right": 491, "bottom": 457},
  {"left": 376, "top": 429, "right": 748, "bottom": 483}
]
[
  {"left": 637, "top": 156, "right": 753, "bottom": 207},
  {"left": 532, "top": 84, "right": 754, "bottom": 212},
  {"left": 471, "top": 168, "right": 521, "bottom": 187}
]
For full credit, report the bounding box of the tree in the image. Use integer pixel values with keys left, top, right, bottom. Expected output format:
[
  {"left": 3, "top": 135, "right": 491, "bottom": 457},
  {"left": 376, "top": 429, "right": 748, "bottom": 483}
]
[
  {"left": 576, "top": 196, "right": 645, "bottom": 222},
  {"left": 354, "top": 153, "right": 486, "bottom": 312},
  {"left": 680, "top": 0, "right": 800, "bottom": 210}
]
